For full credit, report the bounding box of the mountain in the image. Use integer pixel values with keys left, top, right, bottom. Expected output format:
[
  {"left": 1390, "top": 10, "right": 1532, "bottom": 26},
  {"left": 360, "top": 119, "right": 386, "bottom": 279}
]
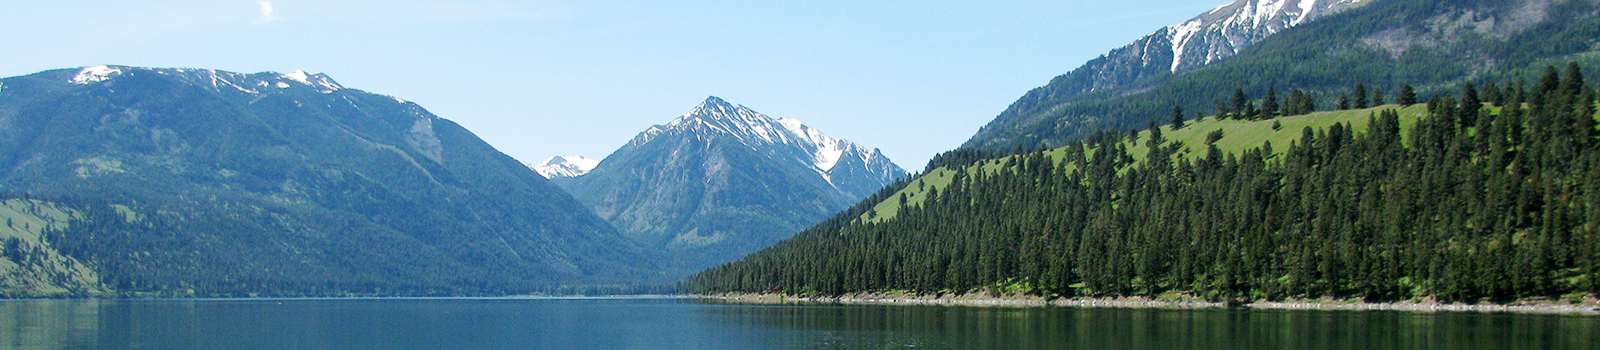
[
  {"left": 557, "top": 96, "right": 906, "bottom": 276},
  {"left": 965, "top": 0, "right": 1600, "bottom": 151},
  {"left": 529, "top": 155, "right": 600, "bottom": 179},
  {"left": 966, "top": 0, "right": 1370, "bottom": 150},
  {"left": 690, "top": 75, "right": 1600, "bottom": 302},
  {"left": 0, "top": 66, "right": 657, "bottom": 297}
]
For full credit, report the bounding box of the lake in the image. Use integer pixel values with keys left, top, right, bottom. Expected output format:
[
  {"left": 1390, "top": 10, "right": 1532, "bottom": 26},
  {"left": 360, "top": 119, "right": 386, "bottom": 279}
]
[{"left": 1, "top": 297, "right": 1596, "bottom": 349}]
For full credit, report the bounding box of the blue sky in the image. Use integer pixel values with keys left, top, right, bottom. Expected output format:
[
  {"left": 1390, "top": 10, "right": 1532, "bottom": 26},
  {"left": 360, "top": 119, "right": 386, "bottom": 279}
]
[{"left": 3, "top": 0, "right": 1227, "bottom": 169}]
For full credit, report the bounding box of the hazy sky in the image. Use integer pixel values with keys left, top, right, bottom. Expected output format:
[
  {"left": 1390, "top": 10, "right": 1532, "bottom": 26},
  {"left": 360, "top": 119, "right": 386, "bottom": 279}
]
[{"left": 3, "top": 0, "right": 1227, "bottom": 169}]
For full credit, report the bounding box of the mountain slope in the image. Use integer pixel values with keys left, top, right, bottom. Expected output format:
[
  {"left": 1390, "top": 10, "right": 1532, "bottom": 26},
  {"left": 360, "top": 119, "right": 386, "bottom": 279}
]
[
  {"left": 967, "top": 0, "right": 1370, "bottom": 150},
  {"left": 0, "top": 66, "right": 656, "bottom": 297},
  {"left": 966, "top": 0, "right": 1600, "bottom": 151},
  {"left": 558, "top": 97, "right": 905, "bottom": 276},
  {"left": 690, "top": 75, "right": 1600, "bottom": 302}
]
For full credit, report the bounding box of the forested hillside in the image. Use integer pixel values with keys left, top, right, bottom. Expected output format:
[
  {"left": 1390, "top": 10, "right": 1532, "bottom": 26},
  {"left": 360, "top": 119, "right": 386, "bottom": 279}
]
[
  {"left": 968, "top": 0, "right": 1600, "bottom": 152},
  {"left": 689, "top": 66, "right": 1600, "bottom": 303}
]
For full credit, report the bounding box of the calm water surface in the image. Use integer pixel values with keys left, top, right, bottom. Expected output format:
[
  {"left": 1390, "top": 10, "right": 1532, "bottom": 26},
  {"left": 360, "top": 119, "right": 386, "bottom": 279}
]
[{"left": 1, "top": 297, "right": 1596, "bottom": 349}]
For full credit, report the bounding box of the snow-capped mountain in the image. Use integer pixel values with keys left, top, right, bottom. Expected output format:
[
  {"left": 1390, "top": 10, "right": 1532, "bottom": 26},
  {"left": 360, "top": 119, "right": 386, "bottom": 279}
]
[
  {"left": 966, "top": 0, "right": 1370, "bottom": 150},
  {"left": 558, "top": 96, "right": 906, "bottom": 276},
  {"left": 68, "top": 65, "right": 348, "bottom": 95},
  {"left": 529, "top": 155, "right": 601, "bottom": 179},
  {"left": 628, "top": 97, "right": 904, "bottom": 196}
]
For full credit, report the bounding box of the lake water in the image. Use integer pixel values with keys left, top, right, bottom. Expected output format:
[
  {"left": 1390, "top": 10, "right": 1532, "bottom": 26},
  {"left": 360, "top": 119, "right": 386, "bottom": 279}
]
[{"left": 1, "top": 297, "right": 1596, "bottom": 349}]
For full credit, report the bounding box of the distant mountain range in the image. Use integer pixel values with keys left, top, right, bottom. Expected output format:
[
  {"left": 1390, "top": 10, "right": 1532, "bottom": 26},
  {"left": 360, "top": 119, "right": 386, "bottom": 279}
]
[
  {"left": 554, "top": 97, "right": 906, "bottom": 276},
  {"left": 529, "top": 155, "right": 600, "bottom": 179},
  {"left": 0, "top": 66, "right": 657, "bottom": 297}
]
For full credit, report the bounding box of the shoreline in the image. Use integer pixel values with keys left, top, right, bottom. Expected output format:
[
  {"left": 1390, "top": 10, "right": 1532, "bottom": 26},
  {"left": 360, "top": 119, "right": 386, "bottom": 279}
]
[{"left": 695, "top": 293, "right": 1600, "bottom": 315}]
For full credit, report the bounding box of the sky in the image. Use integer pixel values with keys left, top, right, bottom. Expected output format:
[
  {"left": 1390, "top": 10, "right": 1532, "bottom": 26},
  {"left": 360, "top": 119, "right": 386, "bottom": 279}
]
[{"left": 2, "top": 0, "right": 1229, "bottom": 170}]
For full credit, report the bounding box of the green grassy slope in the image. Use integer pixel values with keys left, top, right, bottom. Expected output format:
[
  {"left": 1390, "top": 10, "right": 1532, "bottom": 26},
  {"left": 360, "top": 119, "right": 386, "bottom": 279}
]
[{"left": 0, "top": 198, "right": 104, "bottom": 297}]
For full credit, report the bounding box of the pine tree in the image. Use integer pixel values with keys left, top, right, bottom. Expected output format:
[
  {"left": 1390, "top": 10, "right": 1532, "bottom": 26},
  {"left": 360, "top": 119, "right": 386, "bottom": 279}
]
[
  {"left": 1171, "top": 105, "right": 1187, "bottom": 130},
  {"left": 1565, "top": 61, "right": 1586, "bottom": 96},
  {"left": 1338, "top": 94, "right": 1351, "bottom": 110},
  {"left": 1372, "top": 88, "right": 1386, "bottom": 106},
  {"left": 1263, "top": 88, "right": 1280, "bottom": 118},
  {"left": 1147, "top": 120, "right": 1164, "bottom": 146},
  {"left": 1461, "top": 82, "right": 1481, "bottom": 127},
  {"left": 1354, "top": 84, "right": 1369, "bottom": 109},
  {"left": 1539, "top": 65, "right": 1562, "bottom": 95},
  {"left": 1399, "top": 84, "right": 1418, "bottom": 106},
  {"left": 1233, "top": 89, "right": 1248, "bottom": 119}
]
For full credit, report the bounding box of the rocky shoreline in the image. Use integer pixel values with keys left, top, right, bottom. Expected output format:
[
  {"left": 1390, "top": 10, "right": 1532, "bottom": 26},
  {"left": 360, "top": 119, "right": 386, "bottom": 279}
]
[{"left": 695, "top": 293, "right": 1600, "bottom": 315}]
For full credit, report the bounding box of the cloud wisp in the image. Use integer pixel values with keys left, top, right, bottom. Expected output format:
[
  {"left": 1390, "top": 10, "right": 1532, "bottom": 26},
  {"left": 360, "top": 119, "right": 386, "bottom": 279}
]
[{"left": 256, "top": 1, "right": 283, "bottom": 23}]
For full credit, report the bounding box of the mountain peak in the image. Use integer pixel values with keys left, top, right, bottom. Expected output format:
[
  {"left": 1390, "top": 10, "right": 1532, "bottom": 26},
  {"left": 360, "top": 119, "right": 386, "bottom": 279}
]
[
  {"left": 681, "top": 96, "right": 756, "bottom": 121},
  {"left": 701, "top": 95, "right": 729, "bottom": 106},
  {"left": 528, "top": 155, "right": 601, "bottom": 179},
  {"left": 644, "top": 97, "right": 904, "bottom": 183}
]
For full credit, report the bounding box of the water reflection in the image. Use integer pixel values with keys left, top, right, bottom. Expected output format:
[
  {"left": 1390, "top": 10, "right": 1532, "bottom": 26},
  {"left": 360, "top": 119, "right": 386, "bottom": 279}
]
[
  {"left": 0, "top": 298, "right": 1594, "bottom": 350},
  {"left": 0, "top": 299, "right": 100, "bottom": 349},
  {"left": 694, "top": 300, "right": 1600, "bottom": 350}
]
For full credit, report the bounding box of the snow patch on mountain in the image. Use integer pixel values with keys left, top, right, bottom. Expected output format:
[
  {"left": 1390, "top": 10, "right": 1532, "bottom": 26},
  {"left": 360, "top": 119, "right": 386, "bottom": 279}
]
[
  {"left": 280, "top": 70, "right": 343, "bottom": 93},
  {"left": 1293, "top": 0, "right": 1320, "bottom": 26},
  {"left": 1161, "top": 0, "right": 1366, "bottom": 72},
  {"left": 64, "top": 66, "right": 356, "bottom": 97},
  {"left": 1167, "top": 19, "right": 1205, "bottom": 72},
  {"left": 776, "top": 118, "right": 847, "bottom": 173},
  {"left": 70, "top": 65, "right": 122, "bottom": 84},
  {"left": 530, "top": 156, "right": 601, "bottom": 179}
]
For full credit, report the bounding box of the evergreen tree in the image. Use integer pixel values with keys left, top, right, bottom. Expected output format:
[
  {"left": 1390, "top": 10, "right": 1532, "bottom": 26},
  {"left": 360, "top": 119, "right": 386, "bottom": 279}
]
[
  {"left": 1171, "top": 105, "right": 1187, "bottom": 130},
  {"left": 1400, "top": 84, "right": 1418, "bottom": 106},
  {"left": 1233, "top": 89, "right": 1248, "bottom": 119},
  {"left": 1565, "top": 62, "right": 1586, "bottom": 96},
  {"left": 1338, "top": 94, "right": 1351, "bottom": 110},
  {"left": 1263, "top": 88, "right": 1280, "bottom": 118},
  {"left": 1460, "top": 82, "right": 1481, "bottom": 126},
  {"left": 1539, "top": 65, "right": 1562, "bottom": 95},
  {"left": 1354, "top": 84, "right": 1369, "bottom": 109},
  {"left": 1372, "top": 88, "right": 1385, "bottom": 105}
]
